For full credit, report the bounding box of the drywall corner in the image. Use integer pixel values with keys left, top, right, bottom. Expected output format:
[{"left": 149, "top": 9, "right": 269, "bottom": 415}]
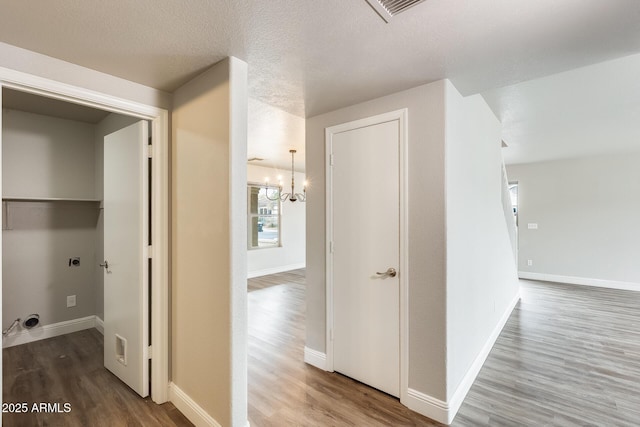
[
  {"left": 171, "top": 56, "right": 248, "bottom": 427},
  {"left": 228, "top": 55, "right": 249, "bottom": 427},
  {"left": 443, "top": 81, "right": 519, "bottom": 404}
]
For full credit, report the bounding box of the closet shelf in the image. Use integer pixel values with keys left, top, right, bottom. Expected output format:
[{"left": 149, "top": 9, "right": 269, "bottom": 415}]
[{"left": 2, "top": 197, "right": 101, "bottom": 203}]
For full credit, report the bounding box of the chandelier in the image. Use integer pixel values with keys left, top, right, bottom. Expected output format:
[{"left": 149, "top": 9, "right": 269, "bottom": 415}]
[{"left": 265, "top": 149, "right": 306, "bottom": 202}]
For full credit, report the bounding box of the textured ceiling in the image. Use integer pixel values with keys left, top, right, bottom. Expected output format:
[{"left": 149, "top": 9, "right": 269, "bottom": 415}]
[
  {"left": 247, "top": 98, "right": 306, "bottom": 172},
  {"left": 1, "top": 0, "right": 639, "bottom": 119},
  {"left": 1, "top": 1, "right": 640, "bottom": 168},
  {"left": 482, "top": 53, "right": 640, "bottom": 165}
]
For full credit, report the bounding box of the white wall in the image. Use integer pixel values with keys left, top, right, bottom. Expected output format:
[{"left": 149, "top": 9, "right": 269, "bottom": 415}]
[
  {"left": 2, "top": 108, "right": 139, "bottom": 331},
  {"left": 2, "top": 109, "right": 99, "bottom": 334},
  {"left": 2, "top": 109, "right": 96, "bottom": 199},
  {"left": 247, "top": 164, "right": 305, "bottom": 277},
  {"left": 306, "top": 80, "right": 520, "bottom": 423},
  {"left": 0, "top": 42, "right": 171, "bottom": 110},
  {"left": 507, "top": 152, "right": 640, "bottom": 286},
  {"left": 444, "top": 84, "right": 519, "bottom": 402},
  {"left": 306, "top": 80, "right": 448, "bottom": 400}
]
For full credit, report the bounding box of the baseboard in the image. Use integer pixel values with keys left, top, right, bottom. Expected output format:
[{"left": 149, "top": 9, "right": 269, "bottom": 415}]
[
  {"left": 95, "top": 316, "right": 104, "bottom": 335},
  {"left": 518, "top": 272, "right": 640, "bottom": 292},
  {"left": 247, "top": 263, "right": 305, "bottom": 279},
  {"left": 404, "top": 291, "right": 521, "bottom": 425},
  {"left": 447, "top": 290, "right": 521, "bottom": 422},
  {"left": 2, "top": 315, "right": 98, "bottom": 348},
  {"left": 169, "top": 382, "right": 221, "bottom": 427},
  {"left": 304, "top": 346, "right": 328, "bottom": 371},
  {"left": 405, "top": 389, "right": 449, "bottom": 424}
]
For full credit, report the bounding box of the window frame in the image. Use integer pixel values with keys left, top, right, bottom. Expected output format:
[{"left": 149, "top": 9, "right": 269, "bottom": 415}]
[{"left": 247, "top": 182, "right": 282, "bottom": 250}]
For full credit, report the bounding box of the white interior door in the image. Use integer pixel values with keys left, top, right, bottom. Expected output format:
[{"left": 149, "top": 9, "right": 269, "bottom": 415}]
[
  {"left": 331, "top": 119, "right": 400, "bottom": 397},
  {"left": 103, "top": 121, "right": 149, "bottom": 397}
]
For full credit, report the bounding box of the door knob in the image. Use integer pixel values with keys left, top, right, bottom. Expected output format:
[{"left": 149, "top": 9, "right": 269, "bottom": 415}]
[{"left": 376, "top": 267, "right": 397, "bottom": 278}]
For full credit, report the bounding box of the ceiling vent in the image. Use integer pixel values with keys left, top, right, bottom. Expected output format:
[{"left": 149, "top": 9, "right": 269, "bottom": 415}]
[{"left": 365, "top": 0, "right": 427, "bottom": 22}]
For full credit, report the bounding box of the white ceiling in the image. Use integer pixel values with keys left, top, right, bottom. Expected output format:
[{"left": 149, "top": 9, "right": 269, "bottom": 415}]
[
  {"left": 1, "top": 0, "right": 640, "bottom": 167},
  {"left": 2, "top": 88, "right": 110, "bottom": 124},
  {"left": 483, "top": 53, "right": 640, "bottom": 165},
  {"left": 248, "top": 98, "right": 305, "bottom": 172}
]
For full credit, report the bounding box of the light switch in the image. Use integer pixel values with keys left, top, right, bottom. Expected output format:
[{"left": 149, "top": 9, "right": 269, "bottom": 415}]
[{"left": 527, "top": 223, "right": 538, "bottom": 229}]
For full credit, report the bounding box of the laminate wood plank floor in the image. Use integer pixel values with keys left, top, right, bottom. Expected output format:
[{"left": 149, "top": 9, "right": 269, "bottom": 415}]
[
  {"left": 455, "top": 280, "right": 640, "bottom": 426},
  {"left": 3, "top": 328, "right": 193, "bottom": 427},
  {"left": 248, "top": 269, "right": 441, "bottom": 426},
  {"left": 248, "top": 268, "right": 306, "bottom": 292},
  {"left": 249, "top": 271, "right": 640, "bottom": 426}
]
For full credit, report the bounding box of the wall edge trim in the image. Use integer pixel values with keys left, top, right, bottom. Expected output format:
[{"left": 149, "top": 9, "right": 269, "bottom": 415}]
[
  {"left": 2, "top": 315, "right": 98, "bottom": 348},
  {"left": 303, "top": 346, "right": 328, "bottom": 371},
  {"left": 168, "top": 382, "right": 222, "bottom": 427},
  {"left": 518, "top": 272, "right": 640, "bottom": 292},
  {"left": 95, "top": 316, "right": 104, "bottom": 335},
  {"left": 405, "top": 289, "right": 520, "bottom": 425},
  {"left": 447, "top": 290, "right": 521, "bottom": 422},
  {"left": 404, "top": 388, "right": 449, "bottom": 424}
]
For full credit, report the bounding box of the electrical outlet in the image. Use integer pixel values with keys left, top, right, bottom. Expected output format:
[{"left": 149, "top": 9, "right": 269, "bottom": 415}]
[
  {"left": 527, "top": 259, "right": 533, "bottom": 266},
  {"left": 67, "top": 295, "right": 77, "bottom": 308},
  {"left": 69, "top": 257, "right": 80, "bottom": 267}
]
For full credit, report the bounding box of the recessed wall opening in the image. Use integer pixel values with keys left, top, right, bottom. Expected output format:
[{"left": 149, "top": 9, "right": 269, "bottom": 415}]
[{"left": 1, "top": 86, "right": 171, "bottom": 425}]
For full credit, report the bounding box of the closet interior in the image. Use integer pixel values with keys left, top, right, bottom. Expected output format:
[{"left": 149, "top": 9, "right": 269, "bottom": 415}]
[{"left": 1, "top": 87, "right": 139, "bottom": 347}]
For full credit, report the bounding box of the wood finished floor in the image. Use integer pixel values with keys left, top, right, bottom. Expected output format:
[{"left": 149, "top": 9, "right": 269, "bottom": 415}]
[
  {"left": 2, "top": 328, "right": 192, "bottom": 427},
  {"left": 249, "top": 269, "right": 441, "bottom": 426},
  {"left": 456, "top": 280, "right": 640, "bottom": 426},
  {"left": 249, "top": 271, "right": 640, "bottom": 426}
]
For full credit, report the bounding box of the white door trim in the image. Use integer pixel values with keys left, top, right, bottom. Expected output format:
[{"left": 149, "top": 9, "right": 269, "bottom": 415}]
[
  {"left": 325, "top": 108, "right": 409, "bottom": 405},
  {"left": 0, "top": 66, "right": 170, "bottom": 404}
]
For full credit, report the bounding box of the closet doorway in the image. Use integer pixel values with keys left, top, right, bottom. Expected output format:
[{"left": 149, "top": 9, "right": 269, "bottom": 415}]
[{"left": 0, "top": 79, "right": 169, "bottom": 415}]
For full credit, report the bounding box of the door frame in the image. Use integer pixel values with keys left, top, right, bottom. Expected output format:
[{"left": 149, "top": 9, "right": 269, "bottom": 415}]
[
  {"left": 0, "top": 66, "right": 170, "bottom": 403},
  {"left": 325, "top": 108, "right": 409, "bottom": 404}
]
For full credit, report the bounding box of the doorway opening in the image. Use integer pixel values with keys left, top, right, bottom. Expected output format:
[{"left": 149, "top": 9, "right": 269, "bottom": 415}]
[
  {"left": 0, "top": 80, "right": 170, "bottom": 425},
  {"left": 325, "top": 109, "right": 409, "bottom": 405}
]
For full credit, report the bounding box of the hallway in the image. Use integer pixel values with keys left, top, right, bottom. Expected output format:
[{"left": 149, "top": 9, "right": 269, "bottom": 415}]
[{"left": 248, "top": 271, "right": 640, "bottom": 426}]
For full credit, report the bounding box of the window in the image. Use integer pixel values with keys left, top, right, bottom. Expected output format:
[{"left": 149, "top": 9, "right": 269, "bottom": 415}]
[{"left": 248, "top": 184, "right": 281, "bottom": 249}]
